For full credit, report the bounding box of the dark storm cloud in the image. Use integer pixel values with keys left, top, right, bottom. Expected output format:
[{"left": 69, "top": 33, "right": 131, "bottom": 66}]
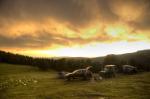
[
  {"left": 97, "top": 0, "right": 119, "bottom": 22},
  {"left": 0, "top": 0, "right": 150, "bottom": 49},
  {"left": 0, "top": 30, "right": 116, "bottom": 49},
  {"left": 131, "top": 2, "right": 150, "bottom": 30},
  {"left": 0, "top": 33, "right": 50, "bottom": 48},
  {"left": 0, "top": 32, "right": 78, "bottom": 49},
  {"left": 0, "top": 0, "right": 95, "bottom": 26},
  {"left": 0, "top": 0, "right": 121, "bottom": 26},
  {"left": 0, "top": 0, "right": 149, "bottom": 29},
  {"left": 109, "top": 0, "right": 150, "bottom": 30}
]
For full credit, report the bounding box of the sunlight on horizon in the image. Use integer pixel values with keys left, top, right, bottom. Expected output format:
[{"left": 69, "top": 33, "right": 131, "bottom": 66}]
[
  {"left": 0, "top": 0, "right": 150, "bottom": 58},
  {"left": 14, "top": 41, "right": 150, "bottom": 58}
]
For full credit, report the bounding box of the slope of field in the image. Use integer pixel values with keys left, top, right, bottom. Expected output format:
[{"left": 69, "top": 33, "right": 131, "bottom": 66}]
[{"left": 0, "top": 63, "right": 150, "bottom": 99}]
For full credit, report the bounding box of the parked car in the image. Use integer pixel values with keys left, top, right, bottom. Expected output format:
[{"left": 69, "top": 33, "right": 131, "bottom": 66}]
[
  {"left": 99, "top": 65, "right": 117, "bottom": 78},
  {"left": 122, "top": 65, "right": 138, "bottom": 74}
]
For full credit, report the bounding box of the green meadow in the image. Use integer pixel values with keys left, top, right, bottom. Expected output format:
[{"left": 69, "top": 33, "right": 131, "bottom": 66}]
[{"left": 0, "top": 63, "right": 150, "bottom": 99}]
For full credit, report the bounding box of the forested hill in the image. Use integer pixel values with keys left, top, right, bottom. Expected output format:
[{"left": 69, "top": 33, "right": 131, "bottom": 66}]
[
  {"left": 93, "top": 49, "right": 150, "bottom": 71},
  {"left": 0, "top": 50, "right": 150, "bottom": 71}
]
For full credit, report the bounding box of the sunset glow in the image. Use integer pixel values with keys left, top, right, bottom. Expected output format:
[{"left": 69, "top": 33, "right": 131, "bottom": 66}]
[
  {"left": 9, "top": 41, "right": 150, "bottom": 58},
  {"left": 0, "top": 0, "right": 150, "bottom": 57}
]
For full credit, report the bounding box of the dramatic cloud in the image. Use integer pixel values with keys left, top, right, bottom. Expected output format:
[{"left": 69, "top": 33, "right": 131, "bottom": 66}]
[
  {"left": 0, "top": 0, "right": 150, "bottom": 57},
  {"left": 0, "top": 0, "right": 98, "bottom": 26},
  {"left": 109, "top": 0, "right": 150, "bottom": 30}
]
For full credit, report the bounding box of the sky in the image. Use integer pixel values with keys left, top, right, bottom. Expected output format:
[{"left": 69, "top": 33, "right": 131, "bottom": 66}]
[{"left": 0, "top": 0, "right": 150, "bottom": 57}]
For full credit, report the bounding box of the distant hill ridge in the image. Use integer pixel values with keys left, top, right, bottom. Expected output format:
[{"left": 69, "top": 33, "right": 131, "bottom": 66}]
[{"left": 0, "top": 49, "right": 150, "bottom": 71}]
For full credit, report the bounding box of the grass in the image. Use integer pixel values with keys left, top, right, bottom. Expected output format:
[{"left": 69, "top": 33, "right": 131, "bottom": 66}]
[{"left": 0, "top": 63, "right": 150, "bottom": 99}]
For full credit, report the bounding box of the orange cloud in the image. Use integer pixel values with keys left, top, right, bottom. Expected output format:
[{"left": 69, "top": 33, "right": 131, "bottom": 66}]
[
  {"left": 0, "top": 18, "right": 150, "bottom": 50},
  {"left": 0, "top": 0, "right": 150, "bottom": 57},
  {"left": 109, "top": 0, "right": 148, "bottom": 22}
]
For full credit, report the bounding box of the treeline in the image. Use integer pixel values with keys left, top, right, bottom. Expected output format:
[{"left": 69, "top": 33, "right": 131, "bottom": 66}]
[
  {"left": 0, "top": 51, "right": 101, "bottom": 71},
  {"left": 0, "top": 50, "right": 150, "bottom": 72},
  {"left": 99, "top": 50, "right": 150, "bottom": 72}
]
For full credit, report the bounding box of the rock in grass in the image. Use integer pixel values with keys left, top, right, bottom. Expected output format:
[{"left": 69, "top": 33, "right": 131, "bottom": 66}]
[{"left": 33, "top": 80, "right": 38, "bottom": 83}]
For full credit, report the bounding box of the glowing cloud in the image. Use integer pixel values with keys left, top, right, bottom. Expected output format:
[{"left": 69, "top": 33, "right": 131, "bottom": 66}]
[
  {"left": 0, "top": 0, "right": 150, "bottom": 57},
  {"left": 11, "top": 41, "right": 150, "bottom": 58}
]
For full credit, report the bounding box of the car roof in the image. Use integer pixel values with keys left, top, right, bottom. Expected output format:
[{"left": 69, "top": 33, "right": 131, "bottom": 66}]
[{"left": 105, "top": 65, "right": 116, "bottom": 67}]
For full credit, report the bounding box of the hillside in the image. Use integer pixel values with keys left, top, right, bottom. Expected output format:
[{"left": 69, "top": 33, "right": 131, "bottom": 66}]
[
  {"left": 0, "top": 49, "right": 150, "bottom": 71},
  {"left": 92, "top": 49, "right": 150, "bottom": 71},
  {"left": 92, "top": 49, "right": 150, "bottom": 62},
  {"left": 0, "top": 63, "right": 150, "bottom": 99}
]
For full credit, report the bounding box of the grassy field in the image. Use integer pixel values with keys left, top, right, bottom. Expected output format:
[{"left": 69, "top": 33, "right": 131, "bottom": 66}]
[{"left": 0, "top": 63, "right": 150, "bottom": 99}]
